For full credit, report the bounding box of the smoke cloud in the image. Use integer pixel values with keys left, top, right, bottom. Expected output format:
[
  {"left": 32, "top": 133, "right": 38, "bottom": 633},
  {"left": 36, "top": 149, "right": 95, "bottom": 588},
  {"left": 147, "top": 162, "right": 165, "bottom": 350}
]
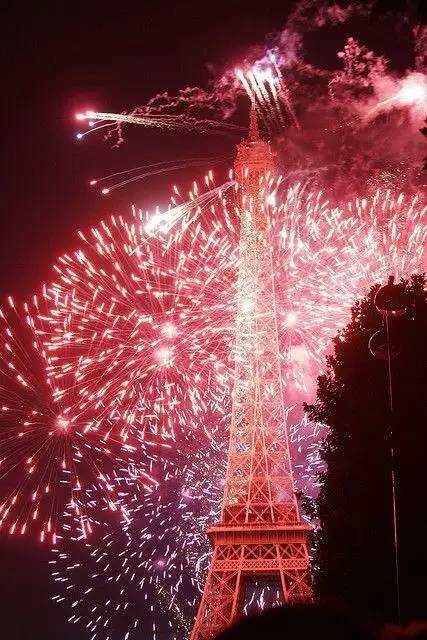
[{"left": 113, "top": 0, "right": 426, "bottom": 201}]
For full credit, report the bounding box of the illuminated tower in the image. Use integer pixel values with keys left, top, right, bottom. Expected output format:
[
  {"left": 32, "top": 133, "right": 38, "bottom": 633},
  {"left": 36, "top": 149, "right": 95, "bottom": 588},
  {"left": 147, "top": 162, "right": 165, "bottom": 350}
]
[{"left": 190, "top": 111, "right": 312, "bottom": 640}]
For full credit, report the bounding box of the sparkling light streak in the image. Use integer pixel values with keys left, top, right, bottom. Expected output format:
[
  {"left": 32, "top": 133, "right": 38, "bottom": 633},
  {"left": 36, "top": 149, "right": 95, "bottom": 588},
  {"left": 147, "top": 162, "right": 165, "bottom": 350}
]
[
  {"left": 0, "top": 300, "right": 138, "bottom": 543},
  {"left": 75, "top": 110, "right": 243, "bottom": 143},
  {"left": 236, "top": 67, "right": 300, "bottom": 133}
]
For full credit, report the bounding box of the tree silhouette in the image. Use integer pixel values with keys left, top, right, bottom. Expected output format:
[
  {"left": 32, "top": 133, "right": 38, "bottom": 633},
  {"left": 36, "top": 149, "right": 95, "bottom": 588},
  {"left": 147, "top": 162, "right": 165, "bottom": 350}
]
[{"left": 305, "top": 274, "right": 427, "bottom": 623}]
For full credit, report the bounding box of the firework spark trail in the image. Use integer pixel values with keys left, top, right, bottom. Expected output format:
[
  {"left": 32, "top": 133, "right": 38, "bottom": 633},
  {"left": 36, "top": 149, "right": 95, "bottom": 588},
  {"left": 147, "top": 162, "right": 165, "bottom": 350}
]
[
  {"left": 50, "top": 433, "right": 227, "bottom": 640},
  {"left": 268, "top": 55, "right": 301, "bottom": 129},
  {"left": 88, "top": 156, "right": 232, "bottom": 196},
  {"left": 235, "top": 68, "right": 300, "bottom": 133},
  {"left": 1, "top": 168, "right": 424, "bottom": 550},
  {"left": 252, "top": 67, "right": 290, "bottom": 129},
  {"left": 264, "top": 71, "right": 288, "bottom": 128},
  {"left": 235, "top": 69, "right": 280, "bottom": 133},
  {"left": 143, "top": 179, "right": 235, "bottom": 233},
  {"left": 247, "top": 70, "right": 280, "bottom": 129},
  {"left": 75, "top": 110, "right": 244, "bottom": 143}
]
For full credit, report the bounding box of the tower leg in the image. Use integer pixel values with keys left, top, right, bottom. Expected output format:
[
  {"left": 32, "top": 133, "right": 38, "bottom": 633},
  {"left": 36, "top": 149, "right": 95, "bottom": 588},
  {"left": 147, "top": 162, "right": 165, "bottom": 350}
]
[
  {"left": 191, "top": 569, "right": 242, "bottom": 640},
  {"left": 191, "top": 535, "right": 311, "bottom": 640}
]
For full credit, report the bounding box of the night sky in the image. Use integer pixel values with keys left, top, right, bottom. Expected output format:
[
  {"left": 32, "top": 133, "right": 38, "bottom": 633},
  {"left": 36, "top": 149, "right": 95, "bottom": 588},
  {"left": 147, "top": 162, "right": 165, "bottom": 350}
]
[{"left": 1, "top": 1, "right": 424, "bottom": 638}]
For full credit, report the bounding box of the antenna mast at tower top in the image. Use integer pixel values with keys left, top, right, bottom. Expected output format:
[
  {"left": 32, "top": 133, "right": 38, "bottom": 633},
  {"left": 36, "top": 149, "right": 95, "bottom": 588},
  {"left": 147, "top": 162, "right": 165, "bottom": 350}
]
[{"left": 249, "top": 102, "right": 260, "bottom": 141}]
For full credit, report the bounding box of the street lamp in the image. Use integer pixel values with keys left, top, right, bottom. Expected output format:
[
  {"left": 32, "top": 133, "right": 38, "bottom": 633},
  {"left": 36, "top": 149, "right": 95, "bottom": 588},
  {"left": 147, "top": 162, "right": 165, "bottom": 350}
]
[{"left": 369, "top": 275, "right": 407, "bottom": 623}]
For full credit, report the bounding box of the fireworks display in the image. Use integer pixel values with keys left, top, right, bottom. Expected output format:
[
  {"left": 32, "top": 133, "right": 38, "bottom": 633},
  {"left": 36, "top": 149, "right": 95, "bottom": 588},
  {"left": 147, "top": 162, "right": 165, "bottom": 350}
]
[
  {"left": 0, "top": 297, "right": 140, "bottom": 542},
  {"left": 46, "top": 182, "right": 425, "bottom": 638},
  {"left": 1, "top": 173, "right": 425, "bottom": 635},
  {"left": 1, "top": 1, "right": 426, "bottom": 638}
]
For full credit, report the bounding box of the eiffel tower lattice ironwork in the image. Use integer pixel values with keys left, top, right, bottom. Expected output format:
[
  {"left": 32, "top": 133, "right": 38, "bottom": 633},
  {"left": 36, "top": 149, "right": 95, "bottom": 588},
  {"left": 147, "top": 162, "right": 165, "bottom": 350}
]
[{"left": 190, "top": 111, "right": 312, "bottom": 640}]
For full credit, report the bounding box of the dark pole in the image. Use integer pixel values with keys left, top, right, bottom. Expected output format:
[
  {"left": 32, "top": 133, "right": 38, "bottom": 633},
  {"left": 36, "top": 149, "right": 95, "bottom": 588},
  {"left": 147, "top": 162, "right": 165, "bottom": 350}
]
[
  {"left": 384, "top": 311, "right": 400, "bottom": 623},
  {"left": 369, "top": 275, "right": 406, "bottom": 623}
]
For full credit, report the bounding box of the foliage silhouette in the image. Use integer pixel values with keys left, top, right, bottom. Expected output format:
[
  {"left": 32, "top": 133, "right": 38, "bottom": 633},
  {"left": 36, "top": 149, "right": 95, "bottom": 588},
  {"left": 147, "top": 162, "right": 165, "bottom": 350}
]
[{"left": 305, "top": 274, "right": 427, "bottom": 623}]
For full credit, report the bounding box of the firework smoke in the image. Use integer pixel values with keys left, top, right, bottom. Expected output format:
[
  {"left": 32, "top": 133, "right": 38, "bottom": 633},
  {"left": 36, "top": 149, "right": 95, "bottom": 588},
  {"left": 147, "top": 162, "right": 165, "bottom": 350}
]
[{"left": 75, "top": 2, "right": 426, "bottom": 199}]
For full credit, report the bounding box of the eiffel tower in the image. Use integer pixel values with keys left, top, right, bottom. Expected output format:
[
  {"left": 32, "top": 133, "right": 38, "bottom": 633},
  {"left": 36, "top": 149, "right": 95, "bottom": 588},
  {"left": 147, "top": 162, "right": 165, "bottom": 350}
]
[{"left": 190, "top": 109, "right": 312, "bottom": 640}]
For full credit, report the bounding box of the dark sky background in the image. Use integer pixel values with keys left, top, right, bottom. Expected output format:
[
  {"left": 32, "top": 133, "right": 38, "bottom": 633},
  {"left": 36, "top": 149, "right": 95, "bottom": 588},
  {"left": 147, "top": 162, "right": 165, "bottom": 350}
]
[{"left": 0, "top": 1, "right": 423, "bottom": 638}]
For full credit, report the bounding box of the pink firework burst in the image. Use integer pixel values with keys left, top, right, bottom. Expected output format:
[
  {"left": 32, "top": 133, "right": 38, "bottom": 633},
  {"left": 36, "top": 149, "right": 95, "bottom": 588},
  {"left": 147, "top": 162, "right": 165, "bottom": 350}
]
[
  {"left": 0, "top": 298, "right": 139, "bottom": 543},
  {"left": 0, "top": 172, "right": 425, "bottom": 546},
  {"left": 34, "top": 175, "right": 426, "bottom": 423}
]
